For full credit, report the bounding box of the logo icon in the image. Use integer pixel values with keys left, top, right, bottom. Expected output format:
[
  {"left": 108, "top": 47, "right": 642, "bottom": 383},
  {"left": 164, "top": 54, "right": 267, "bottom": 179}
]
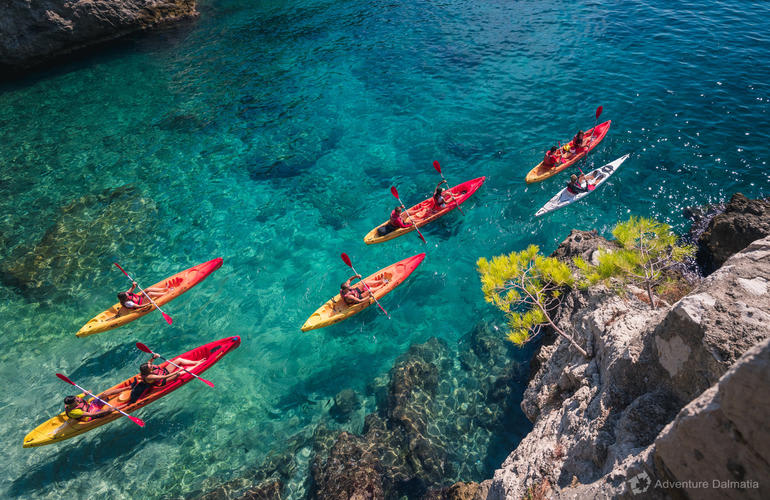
[{"left": 628, "top": 471, "right": 651, "bottom": 494}]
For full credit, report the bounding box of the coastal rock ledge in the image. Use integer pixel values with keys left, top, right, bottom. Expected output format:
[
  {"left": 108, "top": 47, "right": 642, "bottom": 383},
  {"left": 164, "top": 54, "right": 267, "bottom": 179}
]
[
  {"left": 486, "top": 228, "right": 770, "bottom": 498},
  {"left": 0, "top": 0, "right": 198, "bottom": 71}
]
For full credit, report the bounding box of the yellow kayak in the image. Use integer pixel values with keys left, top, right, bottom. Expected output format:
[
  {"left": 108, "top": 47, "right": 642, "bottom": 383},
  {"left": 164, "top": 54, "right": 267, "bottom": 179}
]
[
  {"left": 76, "top": 258, "right": 223, "bottom": 337},
  {"left": 23, "top": 336, "right": 241, "bottom": 447},
  {"left": 301, "top": 253, "right": 425, "bottom": 331}
]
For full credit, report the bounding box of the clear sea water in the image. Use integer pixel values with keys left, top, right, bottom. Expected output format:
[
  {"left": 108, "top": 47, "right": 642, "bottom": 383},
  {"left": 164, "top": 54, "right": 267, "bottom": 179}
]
[{"left": 1, "top": 0, "right": 769, "bottom": 498}]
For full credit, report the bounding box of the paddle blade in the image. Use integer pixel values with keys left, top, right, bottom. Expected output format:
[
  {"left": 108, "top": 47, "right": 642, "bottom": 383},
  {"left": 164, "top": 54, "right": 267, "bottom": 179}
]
[
  {"left": 390, "top": 186, "right": 399, "bottom": 199},
  {"left": 56, "top": 373, "right": 74, "bottom": 386},
  {"left": 135, "top": 342, "right": 152, "bottom": 354},
  {"left": 433, "top": 160, "right": 441, "bottom": 173},
  {"left": 341, "top": 253, "right": 352, "bottom": 268},
  {"left": 113, "top": 262, "right": 129, "bottom": 277},
  {"left": 198, "top": 377, "right": 215, "bottom": 388},
  {"left": 418, "top": 232, "right": 426, "bottom": 243},
  {"left": 595, "top": 106, "right": 603, "bottom": 119},
  {"left": 161, "top": 311, "right": 173, "bottom": 325},
  {"left": 127, "top": 415, "right": 146, "bottom": 427}
]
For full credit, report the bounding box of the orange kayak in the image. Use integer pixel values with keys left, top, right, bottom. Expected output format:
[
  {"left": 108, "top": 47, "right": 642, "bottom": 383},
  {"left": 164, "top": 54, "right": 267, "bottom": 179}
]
[
  {"left": 525, "top": 120, "right": 611, "bottom": 183},
  {"left": 76, "top": 258, "right": 223, "bottom": 337},
  {"left": 301, "top": 253, "right": 425, "bottom": 331},
  {"left": 23, "top": 336, "right": 240, "bottom": 447},
  {"left": 363, "top": 177, "right": 485, "bottom": 244}
]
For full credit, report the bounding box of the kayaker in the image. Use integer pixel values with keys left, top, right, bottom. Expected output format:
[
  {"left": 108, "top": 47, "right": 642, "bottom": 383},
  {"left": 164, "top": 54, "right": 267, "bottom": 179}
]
[
  {"left": 542, "top": 146, "right": 559, "bottom": 169},
  {"left": 566, "top": 173, "right": 595, "bottom": 194},
  {"left": 128, "top": 353, "right": 203, "bottom": 404},
  {"left": 432, "top": 180, "right": 448, "bottom": 210},
  {"left": 115, "top": 282, "right": 172, "bottom": 314},
  {"left": 389, "top": 206, "right": 413, "bottom": 229},
  {"left": 572, "top": 130, "right": 585, "bottom": 149},
  {"left": 340, "top": 275, "right": 388, "bottom": 306},
  {"left": 63, "top": 392, "right": 120, "bottom": 422}
]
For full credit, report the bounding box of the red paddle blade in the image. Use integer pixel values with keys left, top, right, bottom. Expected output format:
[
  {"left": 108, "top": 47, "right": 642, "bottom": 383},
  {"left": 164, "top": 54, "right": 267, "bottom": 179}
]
[
  {"left": 113, "top": 262, "right": 129, "bottom": 277},
  {"left": 390, "top": 186, "right": 399, "bottom": 199},
  {"left": 161, "top": 312, "right": 173, "bottom": 325},
  {"left": 135, "top": 342, "right": 152, "bottom": 354},
  {"left": 128, "top": 415, "right": 146, "bottom": 427},
  {"left": 341, "top": 253, "right": 352, "bottom": 268},
  {"left": 433, "top": 160, "right": 441, "bottom": 173},
  {"left": 596, "top": 106, "right": 603, "bottom": 119},
  {"left": 418, "top": 232, "right": 426, "bottom": 243},
  {"left": 56, "top": 373, "right": 74, "bottom": 386},
  {"left": 199, "top": 377, "right": 215, "bottom": 388}
]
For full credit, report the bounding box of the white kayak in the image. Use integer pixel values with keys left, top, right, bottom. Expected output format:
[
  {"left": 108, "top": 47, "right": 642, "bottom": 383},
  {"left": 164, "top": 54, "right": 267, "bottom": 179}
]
[{"left": 535, "top": 154, "right": 630, "bottom": 217}]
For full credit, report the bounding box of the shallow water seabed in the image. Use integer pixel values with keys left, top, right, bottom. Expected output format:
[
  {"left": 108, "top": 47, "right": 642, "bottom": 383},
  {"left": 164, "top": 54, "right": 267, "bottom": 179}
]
[{"left": 1, "top": 0, "right": 770, "bottom": 498}]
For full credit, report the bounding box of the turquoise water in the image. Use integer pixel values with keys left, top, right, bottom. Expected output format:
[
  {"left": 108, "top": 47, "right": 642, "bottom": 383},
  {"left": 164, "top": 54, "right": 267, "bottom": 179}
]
[{"left": 2, "top": 0, "right": 769, "bottom": 497}]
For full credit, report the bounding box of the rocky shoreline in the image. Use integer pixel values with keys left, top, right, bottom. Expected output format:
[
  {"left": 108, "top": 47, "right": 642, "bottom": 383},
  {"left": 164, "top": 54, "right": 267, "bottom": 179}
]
[
  {"left": 186, "top": 194, "right": 769, "bottom": 500},
  {"left": 0, "top": 0, "right": 198, "bottom": 73}
]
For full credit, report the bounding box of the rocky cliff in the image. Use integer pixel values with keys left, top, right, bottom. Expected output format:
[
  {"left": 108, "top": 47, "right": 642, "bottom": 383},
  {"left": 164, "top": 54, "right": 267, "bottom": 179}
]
[
  {"left": 485, "top": 197, "right": 770, "bottom": 499},
  {"left": 0, "top": 0, "right": 198, "bottom": 71}
]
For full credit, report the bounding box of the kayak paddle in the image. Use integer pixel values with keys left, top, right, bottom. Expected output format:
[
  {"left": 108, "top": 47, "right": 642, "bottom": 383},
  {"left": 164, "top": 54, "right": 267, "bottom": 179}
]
[
  {"left": 432, "top": 161, "right": 464, "bottom": 215},
  {"left": 390, "top": 186, "right": 427, "bottom": 243},
  {"left": 56, "top": 373, "right": 145, "bottom": 427},
  {"left": 135, "top": 342, "right": 214, "bottom": 388},
  {"left": 113, "top": 263, "right": 173, "bottom": 325},
  {"left": 340, "top": 253, "right": 391, "bottom": 318}
]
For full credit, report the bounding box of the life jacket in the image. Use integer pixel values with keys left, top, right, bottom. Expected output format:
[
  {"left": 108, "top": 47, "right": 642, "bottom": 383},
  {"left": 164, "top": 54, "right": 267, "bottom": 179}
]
[
  {"left": 65, "top": 398, "right": 90, "bottom": 421},
  {"left": 126, "top": 292, "right": 143, "bottom": 305},
  {"left": 143, "top": 365, "right": 169, "bottom": 387},
  {"left": 342, "top": 287, "right": 362, "bottom": 305}
]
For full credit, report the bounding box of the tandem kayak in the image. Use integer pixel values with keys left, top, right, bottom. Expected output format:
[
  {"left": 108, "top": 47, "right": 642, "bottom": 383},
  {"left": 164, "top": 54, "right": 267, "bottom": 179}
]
[
  {"left": 363, "top": 177, "right": 486, "bottom": 244},
  {"left": 535, "top": 154, "right": 629, "bottom": 217},
  {"left": 23, "top": 336, "right": 240, "bottom": 447},
  {"left": 301, "top": 253, "right": 425, "bottom": 331},
  {"left": 76, "top": 258, "right": 223, "bottom": 337},
  {"left": 525, "top": 121, "right": 612, "bottom": 183}
]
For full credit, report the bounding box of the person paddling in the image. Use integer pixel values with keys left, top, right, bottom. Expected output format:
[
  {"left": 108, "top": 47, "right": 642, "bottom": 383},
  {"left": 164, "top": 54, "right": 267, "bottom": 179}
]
[
  {"left": 431, "top": 180, "right": 448, "bottom": 210},
  {"left": 128, "top": 353, "right": 202, "bottom": 403},
  {"left": 114, "top": 281, "right": 173, "bottom": 317},
  {"left": 389, "top": 206, "right": 413, "bottom": 229},
  {"left": 543, "top": 146, "right": 559, "bottom": 169},
  {"left": 63, "top": 391, "right": 121, "bottom": 422},
  {"left": 340, "top": 275, "right": 388, "bottom": 306},
  {"left": 566, "top": 173, "right": 595, "bottom": 194}
]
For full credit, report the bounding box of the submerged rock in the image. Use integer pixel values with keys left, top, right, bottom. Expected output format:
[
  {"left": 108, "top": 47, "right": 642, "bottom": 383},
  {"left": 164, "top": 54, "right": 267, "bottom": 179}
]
[
  {"left": 329, "top": 388, "right": 361, "bottom": 423},
  {"left": 0, "top": 185, "right": 157, "bottom": 299},
  {"left": 0, "top": 0, "right": 198, "bottom": 71}
]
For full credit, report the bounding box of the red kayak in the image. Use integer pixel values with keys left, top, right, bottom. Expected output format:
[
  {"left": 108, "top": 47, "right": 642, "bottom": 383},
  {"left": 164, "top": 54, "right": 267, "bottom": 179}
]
[
  {"left": 23, "top": 336, "right": 241, "bottom": 447},
  {"left": 363, "top": 177, "right": 486, "bottom": 244}
]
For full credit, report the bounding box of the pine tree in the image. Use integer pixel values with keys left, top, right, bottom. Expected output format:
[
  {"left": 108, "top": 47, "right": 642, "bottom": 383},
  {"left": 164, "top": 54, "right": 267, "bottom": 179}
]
[
  {"left": 478, "top": 245, "right": 588, "bottom": 357},
  {"left": 595, "top": 216, "right": 694, "bottom": 308}
]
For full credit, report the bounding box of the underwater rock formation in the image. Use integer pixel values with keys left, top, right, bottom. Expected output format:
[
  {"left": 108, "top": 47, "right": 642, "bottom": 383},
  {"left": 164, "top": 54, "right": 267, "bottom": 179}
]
[
  {"left": 0, "top": 0, "right": 198, "bottom": 71},
  {"left": 0, "top": 185, "right": 157, "bottom": 300}
]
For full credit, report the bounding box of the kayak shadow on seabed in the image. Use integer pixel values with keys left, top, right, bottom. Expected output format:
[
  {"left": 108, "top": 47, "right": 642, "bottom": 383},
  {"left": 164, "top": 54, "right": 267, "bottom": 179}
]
[{"left": 9, "top": 409, "right": 197, "bottom": 498}]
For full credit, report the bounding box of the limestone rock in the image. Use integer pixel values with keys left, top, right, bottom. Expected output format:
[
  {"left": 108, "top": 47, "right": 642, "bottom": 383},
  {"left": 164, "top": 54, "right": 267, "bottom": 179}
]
[
  {"left": 0, "top": 0, "right": 198, "bottom": 71},
  {"left": 487, "top": 233, "right": 770, "bottom": 500},
  {"left": 652, "top": 236, "right": 770, "bottom": 402},
  {"left": 697, "top": 193, "right": 770, "bottom": 274},
  {"left": 549, "top": 229, "right": 619, "bottom": 268},
  {"left": 654, "top": 338, "right": 770, "bottom": 500}
]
